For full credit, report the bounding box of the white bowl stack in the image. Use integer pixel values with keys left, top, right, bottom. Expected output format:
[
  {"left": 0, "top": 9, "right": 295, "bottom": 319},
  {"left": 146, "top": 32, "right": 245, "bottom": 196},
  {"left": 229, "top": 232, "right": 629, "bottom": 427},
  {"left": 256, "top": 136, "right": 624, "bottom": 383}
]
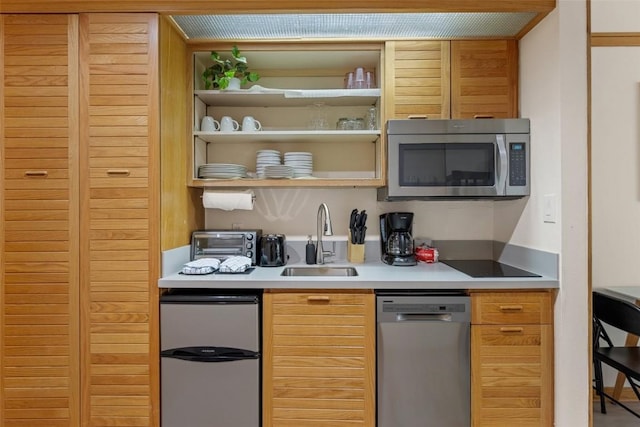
[
  {"left": 256, "top": 150, "right": 281, "bottom": 178},
  {"left": 284, "top": 152, "right": 313, "bottom": 178}
]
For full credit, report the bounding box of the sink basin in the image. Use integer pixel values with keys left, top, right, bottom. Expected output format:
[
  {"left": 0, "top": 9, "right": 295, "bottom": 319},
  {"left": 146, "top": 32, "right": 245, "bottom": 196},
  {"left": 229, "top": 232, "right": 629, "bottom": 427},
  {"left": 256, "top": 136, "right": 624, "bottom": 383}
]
[{"left": 280, "top": 267, "right": 359, "bottom": 277}]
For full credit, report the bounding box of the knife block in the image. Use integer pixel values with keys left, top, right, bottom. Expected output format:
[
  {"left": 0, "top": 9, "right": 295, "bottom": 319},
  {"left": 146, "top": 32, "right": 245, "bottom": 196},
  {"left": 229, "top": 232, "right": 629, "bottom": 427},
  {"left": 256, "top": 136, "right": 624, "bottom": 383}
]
[{"left": 347, "top": 231, "right": 365, "bottom": 263}]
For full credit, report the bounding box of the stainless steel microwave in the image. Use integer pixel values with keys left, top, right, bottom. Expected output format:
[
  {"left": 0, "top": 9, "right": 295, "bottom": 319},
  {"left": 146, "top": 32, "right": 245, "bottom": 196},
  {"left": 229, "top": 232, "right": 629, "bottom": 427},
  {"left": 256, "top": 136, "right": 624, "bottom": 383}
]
[{"left": 378, "top": 118, "right": 530, "bottom": 200}]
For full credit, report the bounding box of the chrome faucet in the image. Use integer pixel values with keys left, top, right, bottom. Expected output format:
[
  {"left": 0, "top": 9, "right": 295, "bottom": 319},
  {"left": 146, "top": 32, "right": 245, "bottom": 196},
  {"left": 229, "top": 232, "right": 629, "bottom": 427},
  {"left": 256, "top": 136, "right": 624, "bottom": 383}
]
[{"left": 316, "top": 203, "right": 334, "bottom": 264}]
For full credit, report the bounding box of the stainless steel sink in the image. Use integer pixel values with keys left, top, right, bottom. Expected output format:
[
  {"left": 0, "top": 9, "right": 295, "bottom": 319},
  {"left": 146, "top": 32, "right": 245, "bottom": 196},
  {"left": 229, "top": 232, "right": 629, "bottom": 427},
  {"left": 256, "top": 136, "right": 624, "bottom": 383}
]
[{"left": 280, "top": 266, "right": 358, "bottom": 277}]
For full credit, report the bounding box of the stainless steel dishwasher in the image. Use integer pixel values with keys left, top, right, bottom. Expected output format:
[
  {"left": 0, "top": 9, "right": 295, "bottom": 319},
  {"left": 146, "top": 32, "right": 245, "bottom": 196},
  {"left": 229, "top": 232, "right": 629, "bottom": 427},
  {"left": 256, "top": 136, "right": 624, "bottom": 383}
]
[
  {"left": 377, "top": 291, "right": 470, "bottom": 427},
  {"left": 160, "top": 290, "right": 261, "bottom": 427}
]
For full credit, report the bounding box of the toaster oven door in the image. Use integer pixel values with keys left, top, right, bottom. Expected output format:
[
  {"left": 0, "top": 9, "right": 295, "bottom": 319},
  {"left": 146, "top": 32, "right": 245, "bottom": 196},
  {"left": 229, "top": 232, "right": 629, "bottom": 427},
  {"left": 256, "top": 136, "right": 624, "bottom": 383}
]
[{"left": 191, "top": 232, "right": 247, "bottom": 260}]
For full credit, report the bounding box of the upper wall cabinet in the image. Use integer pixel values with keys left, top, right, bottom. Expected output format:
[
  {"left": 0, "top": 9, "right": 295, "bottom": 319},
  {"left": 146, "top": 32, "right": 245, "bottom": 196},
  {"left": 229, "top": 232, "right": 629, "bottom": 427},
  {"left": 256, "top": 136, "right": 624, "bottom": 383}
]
[
  {"left": 188, "top": 43, "right": 384, "bottom": 188},
  {"left": 385, "top": 39, "right": 519, "bottom": 120},
  {"left": 384, "top": 40, "right": 451, "bottom": 119},
  {"left": 451, "top": 40, "right": 519, "bottom": 119}
]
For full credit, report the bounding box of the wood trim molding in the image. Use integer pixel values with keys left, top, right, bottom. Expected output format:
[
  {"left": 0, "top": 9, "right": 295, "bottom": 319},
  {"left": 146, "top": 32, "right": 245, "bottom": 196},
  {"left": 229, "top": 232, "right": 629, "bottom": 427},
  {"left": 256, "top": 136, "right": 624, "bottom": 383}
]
[
  {"left": 591, "top": 32, "right": 640, "bottom": 47},
  {"left": 0, "top": 0, "right": 556, "bottom": 14}
]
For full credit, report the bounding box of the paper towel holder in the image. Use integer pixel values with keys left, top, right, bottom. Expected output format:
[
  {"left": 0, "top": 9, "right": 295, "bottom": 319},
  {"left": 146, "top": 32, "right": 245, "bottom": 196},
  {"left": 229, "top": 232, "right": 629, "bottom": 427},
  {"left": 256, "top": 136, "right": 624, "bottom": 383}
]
[{"left": 199, "top": 190, "right": 256, "bottom": 203}]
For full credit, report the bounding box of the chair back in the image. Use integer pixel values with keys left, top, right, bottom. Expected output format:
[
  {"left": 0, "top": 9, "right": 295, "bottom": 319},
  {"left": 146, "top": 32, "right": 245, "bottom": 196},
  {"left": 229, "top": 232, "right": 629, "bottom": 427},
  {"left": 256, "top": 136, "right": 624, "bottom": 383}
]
[{"left": 593, "top": 290, "right": 640, "bottom": 337}]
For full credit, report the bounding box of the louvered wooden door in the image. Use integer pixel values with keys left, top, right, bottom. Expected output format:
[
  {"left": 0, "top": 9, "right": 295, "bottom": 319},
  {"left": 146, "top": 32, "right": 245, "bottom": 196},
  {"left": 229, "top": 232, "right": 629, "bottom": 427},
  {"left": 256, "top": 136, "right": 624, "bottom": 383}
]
[
  {"left": 78, "top": 13, "right": 159, "bottom": 427},
  {"left": 451, "top": 40, "right": 518, "bottom": 119},
  {"left": 1, "top": 14, "right": 80, "bottom": 427},
  {"left": 263, "top": 291, "right": 376, "bottom": 427},
  {"left": 384, "top": 40, "right": 451, "bottom": 119}
]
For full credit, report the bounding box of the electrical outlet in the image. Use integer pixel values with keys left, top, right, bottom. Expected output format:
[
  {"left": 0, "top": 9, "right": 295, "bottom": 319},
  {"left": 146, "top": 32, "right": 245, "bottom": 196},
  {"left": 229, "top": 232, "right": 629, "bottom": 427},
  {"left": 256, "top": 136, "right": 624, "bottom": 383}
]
[{"left": 543, "top": 194, "right": 557, "bottom": 223}]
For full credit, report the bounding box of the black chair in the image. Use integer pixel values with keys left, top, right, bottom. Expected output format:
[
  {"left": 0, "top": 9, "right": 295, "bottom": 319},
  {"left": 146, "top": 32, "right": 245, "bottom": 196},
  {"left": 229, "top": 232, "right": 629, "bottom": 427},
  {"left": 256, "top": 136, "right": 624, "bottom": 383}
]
[{"left": 592, "top": 290, "right": 640, "bottom": 418}]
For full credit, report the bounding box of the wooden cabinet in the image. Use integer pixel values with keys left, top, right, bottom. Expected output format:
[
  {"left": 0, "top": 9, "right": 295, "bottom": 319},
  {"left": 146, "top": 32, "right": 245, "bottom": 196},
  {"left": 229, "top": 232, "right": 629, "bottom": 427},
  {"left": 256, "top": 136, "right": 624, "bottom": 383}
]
[
  {"left": 78, "top": 13, "right": 159, "bottom": 427},
  {"left": 384, "top": 40, "right": 451, "bottom": 119},
  {"left": 451, "top": 40, "right": 518, "bottom": 119},
  {"left": 385, "top": 39, "right": 518, "bottom": 120},
  {"left": 470, "top": 291, "right": 554, "bottom": 426},
  {"left": 262, "top": 290, "right": 376, "bottom": 427},
  {"left": 1, "top": 14, "right": 81, "bottom": 426},
  {"left": 189, "top": 44, "right": 385, "bottom": 188},
  {"left": 1, "top": 12, "right": 159, "bottom": 427}
]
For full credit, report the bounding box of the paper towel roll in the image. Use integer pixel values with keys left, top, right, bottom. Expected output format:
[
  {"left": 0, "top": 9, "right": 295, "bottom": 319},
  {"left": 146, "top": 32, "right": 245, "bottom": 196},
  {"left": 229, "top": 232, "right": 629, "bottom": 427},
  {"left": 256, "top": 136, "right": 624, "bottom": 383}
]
[{"left": 202, "top": 190, "right": 254, "bottom": 211}]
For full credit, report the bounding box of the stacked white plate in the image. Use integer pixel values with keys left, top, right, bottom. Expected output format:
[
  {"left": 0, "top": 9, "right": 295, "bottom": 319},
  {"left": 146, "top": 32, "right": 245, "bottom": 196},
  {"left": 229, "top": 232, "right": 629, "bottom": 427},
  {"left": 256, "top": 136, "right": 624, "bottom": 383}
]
[
  {"left": 198, "top": 163, "right": 247, "bottom": 179},
  {"left": 256, "top": 150, "right": 281, "bottom": 178},
  {"left": 284, "top": 152, "right": 313, "bottom": 177},
  {"left": 264, "top": 164, "right": 294, "bottom": 179}
]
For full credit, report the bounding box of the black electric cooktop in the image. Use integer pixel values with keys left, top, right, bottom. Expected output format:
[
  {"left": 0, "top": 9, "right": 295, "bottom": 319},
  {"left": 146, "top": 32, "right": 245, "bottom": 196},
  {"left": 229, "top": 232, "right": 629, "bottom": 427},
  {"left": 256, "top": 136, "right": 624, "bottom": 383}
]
[{"left": 441, "top": 259, "right": 542, "bottom": 278}]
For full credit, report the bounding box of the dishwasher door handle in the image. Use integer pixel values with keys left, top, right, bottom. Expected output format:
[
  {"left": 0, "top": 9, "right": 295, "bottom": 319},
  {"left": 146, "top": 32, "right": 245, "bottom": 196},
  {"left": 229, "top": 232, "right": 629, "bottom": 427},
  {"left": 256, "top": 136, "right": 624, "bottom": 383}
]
[
  {"left": 396, "top": 313, "right": 452, "bottom": 322},
  {"left": 161, "top": 346, "right": 259, "bottom": 362}
]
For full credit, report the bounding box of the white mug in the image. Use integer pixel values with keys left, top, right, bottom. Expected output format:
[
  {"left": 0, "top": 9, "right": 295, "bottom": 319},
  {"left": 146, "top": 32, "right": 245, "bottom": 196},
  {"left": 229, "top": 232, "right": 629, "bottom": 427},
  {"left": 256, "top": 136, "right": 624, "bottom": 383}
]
[
  {"left": 242, "top": 116, "right": 262, "bottom": 132},
  {"left": 201, "top": 116, "right": 220, "bottom": 132},
  {"left": 220, "top": 116, "right": 240, "bottom": 132}
]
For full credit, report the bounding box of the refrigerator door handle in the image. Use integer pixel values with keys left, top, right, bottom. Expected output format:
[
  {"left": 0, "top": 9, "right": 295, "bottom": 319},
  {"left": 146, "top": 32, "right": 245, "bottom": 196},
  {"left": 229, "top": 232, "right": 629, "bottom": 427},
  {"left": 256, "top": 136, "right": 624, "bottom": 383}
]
[{"left": 161, "top": 346, "right": 259, "bottom": 362}]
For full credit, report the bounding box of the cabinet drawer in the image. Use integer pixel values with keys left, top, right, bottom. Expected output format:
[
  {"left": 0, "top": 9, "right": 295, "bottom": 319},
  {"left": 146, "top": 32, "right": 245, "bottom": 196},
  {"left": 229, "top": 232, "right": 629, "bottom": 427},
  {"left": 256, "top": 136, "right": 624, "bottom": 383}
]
[
  {"left": 471, "top": 292, "right": 552, "bottom": 325},
  {"left": 269, "top": 291, "right": 370, "bottom": 317}
]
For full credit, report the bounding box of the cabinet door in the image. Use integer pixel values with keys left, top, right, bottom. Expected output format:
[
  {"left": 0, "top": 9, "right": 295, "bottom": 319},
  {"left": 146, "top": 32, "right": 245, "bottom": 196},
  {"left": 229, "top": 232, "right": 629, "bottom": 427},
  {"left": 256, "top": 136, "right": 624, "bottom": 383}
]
[
  {"left": 263, "top": 291, "right": 375, "bottom": 427},
  {"left": 471, "top": 324, "right": 553, "bottom": 427},
  {"left": 451, "top": 40, "right": 518, "bottom": 119},
  {"left": 79, "top": 13, "right": 159, "bottom": 427},
  {"left": 385, "top": 40, "right": 451, "bottom": 119},
  {"left": 1, "top": 14, "right": 80, "bottom": 427}
]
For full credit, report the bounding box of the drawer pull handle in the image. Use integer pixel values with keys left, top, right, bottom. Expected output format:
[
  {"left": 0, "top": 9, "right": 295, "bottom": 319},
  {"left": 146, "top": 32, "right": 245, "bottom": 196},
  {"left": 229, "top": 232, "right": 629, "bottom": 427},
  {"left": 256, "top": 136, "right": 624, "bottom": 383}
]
[
  {"left": 107, "top": 169, "right": 130, "bottom": 176},
  {"left": 500, "top": 327, "right": 524, "bottom": 333},
  {"left": 24, "top": 170, "right": 48, "bottom": 177},
  {"left": 307, "top": 296, "right": 330, "bottom": 302},
  {"left": 499, "top": 305, "right": 523, "bottom": 312}
]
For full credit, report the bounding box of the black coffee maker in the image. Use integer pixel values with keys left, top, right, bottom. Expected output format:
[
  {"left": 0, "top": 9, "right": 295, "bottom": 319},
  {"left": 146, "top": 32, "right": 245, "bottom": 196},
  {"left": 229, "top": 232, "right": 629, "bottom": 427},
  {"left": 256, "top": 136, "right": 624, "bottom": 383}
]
[{"left": 380, "top": 212, "right": 417, "bottom": 266}]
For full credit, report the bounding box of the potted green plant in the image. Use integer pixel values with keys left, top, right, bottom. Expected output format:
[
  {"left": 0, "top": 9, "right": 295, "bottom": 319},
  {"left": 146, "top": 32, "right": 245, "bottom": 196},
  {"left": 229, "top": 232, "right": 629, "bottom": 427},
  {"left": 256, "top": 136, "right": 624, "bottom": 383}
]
[{"left": 201, "top": 45, "right": 260, "bottom": 90}]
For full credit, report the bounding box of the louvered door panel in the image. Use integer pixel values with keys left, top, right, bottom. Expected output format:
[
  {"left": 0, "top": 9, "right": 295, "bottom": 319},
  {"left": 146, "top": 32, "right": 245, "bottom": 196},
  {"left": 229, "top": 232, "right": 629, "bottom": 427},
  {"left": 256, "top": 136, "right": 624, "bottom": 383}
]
[
  {"left": 471, "top": 325, "right": 553, "bottom": 426},
  {"left": 79, "top": 13, "right": 159, "bottom": 427},
  {"left": 263, "top": 291, "right": 375, "bottom": 427},
  {"left": 385, "top": 40, "right": 450, "bottom": 119},
  {"left": 1, "top": 14, "right": 80, "bottom": 427},
  {"left": 451, "top": 40, "right": 518, "bottom": 119}
]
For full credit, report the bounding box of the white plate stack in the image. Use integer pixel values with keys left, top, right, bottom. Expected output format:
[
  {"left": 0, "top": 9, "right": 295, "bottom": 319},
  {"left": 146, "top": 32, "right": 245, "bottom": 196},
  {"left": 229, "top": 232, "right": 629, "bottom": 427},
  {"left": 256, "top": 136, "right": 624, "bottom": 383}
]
[
  {"left": 284, "top": 152, "right": 313, "bottom": 177},
  {"left": 198, "top": 163, "right": 248, "bottom": 179},
  {"left": 256, "top": 150, "right": 281, "bottom": 178},
  {"left": 264, "top": 164, "right": 294, "bottom": 179}
]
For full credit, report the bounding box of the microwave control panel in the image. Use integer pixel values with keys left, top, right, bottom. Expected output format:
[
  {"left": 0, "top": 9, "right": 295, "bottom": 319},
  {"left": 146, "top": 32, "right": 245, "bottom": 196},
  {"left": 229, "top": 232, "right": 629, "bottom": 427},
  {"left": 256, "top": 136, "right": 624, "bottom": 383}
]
[{"left": 509, "top": 143, "right": 527, "bottom": 186}]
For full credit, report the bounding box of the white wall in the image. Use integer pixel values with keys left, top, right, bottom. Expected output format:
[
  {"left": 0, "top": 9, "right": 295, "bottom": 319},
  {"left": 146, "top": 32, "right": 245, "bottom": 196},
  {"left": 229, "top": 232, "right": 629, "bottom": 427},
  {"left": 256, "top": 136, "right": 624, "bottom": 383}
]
[
  {"left": 591, "top": 0, "right": 640, "bottom": 391},
  {"left": 591, "top": 49, "right": 640, "bottom": 287},
  {"left": 518, "top": 2, "right": 590, "bottom": 426},
  {"left": 205, "top": 188, "right": 496, "bottom": 242},
  {"left": 494, "top": 13, "right": 562, "bottom": 251},
  {"left": 591, "top": 0, "right": 640, "bottom": 32}
]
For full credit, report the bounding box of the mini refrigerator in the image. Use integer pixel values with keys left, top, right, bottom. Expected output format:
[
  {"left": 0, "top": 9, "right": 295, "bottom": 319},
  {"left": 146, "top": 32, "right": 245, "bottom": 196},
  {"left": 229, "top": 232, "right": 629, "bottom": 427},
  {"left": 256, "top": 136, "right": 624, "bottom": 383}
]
[{"left": 160, "top": 290, "right": 261, "bottom": 427}]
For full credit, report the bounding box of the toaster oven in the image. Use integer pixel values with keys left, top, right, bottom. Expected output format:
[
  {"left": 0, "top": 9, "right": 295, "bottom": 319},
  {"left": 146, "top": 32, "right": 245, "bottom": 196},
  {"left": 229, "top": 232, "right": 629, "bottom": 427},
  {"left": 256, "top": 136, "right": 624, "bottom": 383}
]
[{"left": 190, "top": 230, "right": 262, "bottom": 265}]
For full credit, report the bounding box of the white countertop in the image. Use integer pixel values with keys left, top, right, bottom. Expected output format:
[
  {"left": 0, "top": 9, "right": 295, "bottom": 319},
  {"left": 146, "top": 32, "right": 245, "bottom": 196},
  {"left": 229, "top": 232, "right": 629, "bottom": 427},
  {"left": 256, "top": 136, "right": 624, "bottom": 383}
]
[{"left": 158, "top": 259, "right": 558, "bottom": 290}]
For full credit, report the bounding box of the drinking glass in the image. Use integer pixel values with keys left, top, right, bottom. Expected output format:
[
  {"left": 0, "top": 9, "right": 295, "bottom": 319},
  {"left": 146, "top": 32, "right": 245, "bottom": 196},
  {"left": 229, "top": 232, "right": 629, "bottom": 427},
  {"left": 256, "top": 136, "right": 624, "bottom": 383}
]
[
  {"left": 353, "top": 67, "right": 366, "bottom": 89},
  {"left": 308, "top": 102, "right": 329, "bottom": 130}
]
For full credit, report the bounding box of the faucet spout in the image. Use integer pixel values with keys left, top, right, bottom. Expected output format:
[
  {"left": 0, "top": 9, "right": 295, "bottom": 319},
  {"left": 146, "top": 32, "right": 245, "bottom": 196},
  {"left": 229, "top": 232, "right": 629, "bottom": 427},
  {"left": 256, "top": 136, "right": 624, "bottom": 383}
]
[{"left": 316, "top": 203, "right": 333, "bottom": 264}]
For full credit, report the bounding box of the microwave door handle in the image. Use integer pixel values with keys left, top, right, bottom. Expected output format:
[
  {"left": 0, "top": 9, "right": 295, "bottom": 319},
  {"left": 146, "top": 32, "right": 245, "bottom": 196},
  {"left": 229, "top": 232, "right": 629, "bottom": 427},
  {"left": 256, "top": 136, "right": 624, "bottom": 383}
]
[{"left": 496, "top": 134, "right": 508, "bottom": 193}]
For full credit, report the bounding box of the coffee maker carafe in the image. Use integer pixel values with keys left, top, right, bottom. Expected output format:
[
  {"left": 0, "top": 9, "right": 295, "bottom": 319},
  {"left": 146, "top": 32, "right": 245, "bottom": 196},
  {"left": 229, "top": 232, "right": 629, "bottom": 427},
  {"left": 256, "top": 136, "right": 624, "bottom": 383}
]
[{"left": 379, "top": 212, "right": 417, "bottom": 266}]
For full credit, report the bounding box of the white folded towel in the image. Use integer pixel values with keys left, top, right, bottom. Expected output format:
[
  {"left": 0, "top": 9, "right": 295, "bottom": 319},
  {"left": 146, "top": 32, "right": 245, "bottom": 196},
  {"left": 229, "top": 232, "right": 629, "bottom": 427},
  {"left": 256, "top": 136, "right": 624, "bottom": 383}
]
[
  {"left": 218, "top": 256, "right": 252, "bottom": 273},
  {"left": 182, "top": 258, "right": 220, "bottom": 275}
]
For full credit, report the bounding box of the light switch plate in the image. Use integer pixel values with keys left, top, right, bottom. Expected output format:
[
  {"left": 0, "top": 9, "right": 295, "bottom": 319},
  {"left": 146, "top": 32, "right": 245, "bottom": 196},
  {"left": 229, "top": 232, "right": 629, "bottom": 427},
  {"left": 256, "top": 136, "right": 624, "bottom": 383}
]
[{"left": 543, "top": 194, "right": 557, "bottom": 223}]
